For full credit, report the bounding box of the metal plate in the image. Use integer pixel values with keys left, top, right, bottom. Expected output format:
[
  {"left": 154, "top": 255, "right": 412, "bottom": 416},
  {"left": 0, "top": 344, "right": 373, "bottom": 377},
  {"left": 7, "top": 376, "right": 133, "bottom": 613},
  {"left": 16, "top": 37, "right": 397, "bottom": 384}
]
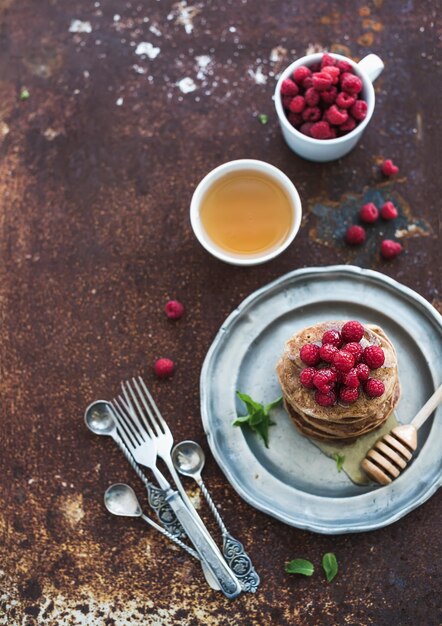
[{"left": 200, "top": 265, "right": 442, "bottom": 534}]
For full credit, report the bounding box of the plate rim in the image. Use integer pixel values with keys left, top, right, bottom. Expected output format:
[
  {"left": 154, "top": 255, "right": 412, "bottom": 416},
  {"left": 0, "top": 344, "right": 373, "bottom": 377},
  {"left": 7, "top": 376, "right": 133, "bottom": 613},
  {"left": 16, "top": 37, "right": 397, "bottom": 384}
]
[{"left": 200, "top": 265, "right": 442, "bottom": 534}]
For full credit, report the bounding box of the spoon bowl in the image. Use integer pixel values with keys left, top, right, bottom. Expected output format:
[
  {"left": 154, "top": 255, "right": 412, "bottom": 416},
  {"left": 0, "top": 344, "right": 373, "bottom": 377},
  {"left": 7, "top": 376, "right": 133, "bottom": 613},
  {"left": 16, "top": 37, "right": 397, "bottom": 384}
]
[
  {"left": 172, "top": 440, "right": 206, "bottom": 477},
  {"left": 104, "top": 483, "right": 143, "bottom": 517},
  {"left": 85, "top": 400, "right": 117, "bottom": 436}
]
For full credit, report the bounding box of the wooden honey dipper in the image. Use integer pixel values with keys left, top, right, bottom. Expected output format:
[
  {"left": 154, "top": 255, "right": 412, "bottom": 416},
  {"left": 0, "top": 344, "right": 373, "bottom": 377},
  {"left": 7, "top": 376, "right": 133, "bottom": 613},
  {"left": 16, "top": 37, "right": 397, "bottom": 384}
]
[{"left": 361, "top": 383, "right": 442, "bottom": 485}]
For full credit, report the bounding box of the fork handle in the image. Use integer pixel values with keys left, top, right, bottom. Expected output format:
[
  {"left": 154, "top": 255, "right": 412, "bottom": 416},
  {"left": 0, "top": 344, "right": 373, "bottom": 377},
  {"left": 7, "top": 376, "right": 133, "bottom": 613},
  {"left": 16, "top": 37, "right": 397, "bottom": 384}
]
[{"left": 165, "top": 489, "right": 242, "bottom": 599}]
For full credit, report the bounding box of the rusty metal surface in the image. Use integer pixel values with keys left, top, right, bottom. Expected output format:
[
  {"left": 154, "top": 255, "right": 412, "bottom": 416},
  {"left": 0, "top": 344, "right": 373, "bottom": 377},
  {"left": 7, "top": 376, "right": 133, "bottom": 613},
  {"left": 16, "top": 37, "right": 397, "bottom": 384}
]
[{"left": 0, "top": 0, "right": 441, "bottom": 624}]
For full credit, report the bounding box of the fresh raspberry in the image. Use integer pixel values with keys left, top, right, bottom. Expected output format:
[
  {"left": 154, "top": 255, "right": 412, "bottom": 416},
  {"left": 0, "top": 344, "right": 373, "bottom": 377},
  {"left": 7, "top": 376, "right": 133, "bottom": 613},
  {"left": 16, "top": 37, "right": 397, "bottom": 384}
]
[
  {"left": 154, "top": 358, "right": 175, "bottom": 378},
  {"left": 337, "top": 59, "right": 353, "bottom": 73},
  {"left": 322, "top": 329, "right": 343, "bottom": 347},
  {"left": 381, "top": 159, "right": 399, "bottom": 177},
  {"left": 342, "top": 368, "right": 360, "bottom": 388},
  {"left": 381, "top": 239, "right": 403, "bottom": 260},
  {"left": 313, "top": 368, "right": 337, "bottom": 391},
  {"left": 282, "top": 95, "right": 293, "bottom": 109},
  {"left": 339, "top": 116, "right": 356, "bottom": 132},
  {"left": 350, "top": 100, "right": 368, "bottom": 121},
  {"left": 342, "top": 342, "right": 363, "bottom": 362},
  {"left": 332, "top": 350, "right": 355, "bottom": 373},
  {"left": 339, "top": 386, "right": 360, "bottom": 404},
  {"left": 342, "top": 320, "right": 364, "bottom": 342},
  {"left": 293, "top": 65, "right": 311, "bottom": 84},
  {"left": 302, "top": 75, "right": 313, "bottom": 90},
  {"left": 320, "top": 86, "right": 338, "bottom": 105},
  {"left": 321, "top": 53, "right": 337, "bottom": 68},
  {"left": 325, "top": 104, "right": 348, "bottom": 125},
  {"left": 314, "top": 389, "right": 337, "bottom": 407},
  {"left": 304, "top": 87, "right": 320, "bottom": 107},
  {"left": 319, "top": 343, "right": 338, "bottom": 363},
  {"left": 300, "top": 343, "right": 321, "bottom": 366},
  {"left": 288, "top": 111, "right": 303, "bottom": 127},
  {"left": 289, "top": 95, "right": 305, "bottom": 114},
  {"left": 380, "top": 201, "right": 398, "bottom": 220},
  {"left": 280, "top": 78, "right": 299, "bottom": 96},
  {"left": 302, "top": 106, "right": 321, "bottom": 122},
  {"left": 310, "top": 120, "right": 333, "bottom": 139},
  {"left": 341, "top": 73, "right": 363, "bottom": 94},
  {"left": 345, "top": 225, "right": 366, "bottom": 245},
  {"left": 300, "top": 367, "right": 316, "bottom": 389},
  {"left": 299, "top": 122, "right": 313, "bottom": 136},
  {"left": 355, "top": 363, "right": 370, "bottom": 382},
  {"left": 322, "top": 65, "right": 340, "bottom": 84},
  {"left": 336, "top": 92, "right": 355, "bottom": 109},
  {"left": 365, "top": 378, "right": 385, "bottom": 398},
  {"left": 359, "top": 202, "right": 379, "bottom": 224},
  {"left": 363, "top": 345, "right": 385, "bottom": 369},
  {"left": 165, "top": 300, "right": 184, "bottom": 320},
  {"left": 312, "top": 72, "right": 333, "bottom": 91}
]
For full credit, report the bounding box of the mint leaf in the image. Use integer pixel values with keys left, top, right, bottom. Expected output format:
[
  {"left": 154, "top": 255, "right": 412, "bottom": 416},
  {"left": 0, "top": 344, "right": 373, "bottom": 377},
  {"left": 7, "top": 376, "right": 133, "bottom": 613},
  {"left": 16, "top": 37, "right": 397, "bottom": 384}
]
[
  {"left": 258, "top": 113, "right": 268, "bottom": 125},
  {"left": 285, "top": 559, "right": 314, "bottom": 576},
  {"left": 322, "top": 552, "right": 338, "bottom": 582},
  {"left": 264, "top": 396, "right": 282, "bottom": 412},
  {"left": 332, "top": 452, "right": 345, "bottom": 473},
  {"left": 232, "top": 414, "right": 252, "bottom": 425},
  {"left": 234, "top": 390, "right": 280, "bottom": 447},
  {"left": 20, "top": 87, "right": 30, "bottom": 101},
  {"left": 236, "top": 391, "right": 262, "bottom": 413}
]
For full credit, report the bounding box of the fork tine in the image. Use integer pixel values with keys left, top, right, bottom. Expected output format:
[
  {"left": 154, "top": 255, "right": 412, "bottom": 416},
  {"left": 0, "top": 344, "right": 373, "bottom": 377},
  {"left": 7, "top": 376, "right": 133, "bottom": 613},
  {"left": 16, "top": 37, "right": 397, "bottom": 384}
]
[
  {"left": 122, "top": 381, "right": 158, "bottom": 438},
  {"left": 111, "top": 400, "right": 139, "bottom": 449},
  {"left": 137, "top": 376, "right": 170, "bottom": 434},
  {"left": 131, "top": 378, "right": 164, "bottom": 436},
  {"left": 117, "top": 393, "right": 148, "bottom": 442}
]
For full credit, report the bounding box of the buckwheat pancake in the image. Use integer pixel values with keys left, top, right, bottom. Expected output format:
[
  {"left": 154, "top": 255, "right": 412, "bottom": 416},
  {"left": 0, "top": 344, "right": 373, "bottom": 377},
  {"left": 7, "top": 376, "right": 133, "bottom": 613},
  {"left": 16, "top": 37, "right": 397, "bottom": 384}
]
[{"left": 276, "top": 321, "right": 400, "bottom": 442}]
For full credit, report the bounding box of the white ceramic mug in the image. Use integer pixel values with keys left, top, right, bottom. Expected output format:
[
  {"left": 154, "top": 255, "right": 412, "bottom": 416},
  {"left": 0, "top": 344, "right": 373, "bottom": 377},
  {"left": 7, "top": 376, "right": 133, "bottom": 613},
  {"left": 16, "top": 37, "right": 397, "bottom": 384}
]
[
  {"left": 274, "top": 53, "right": 384, "bottom": 162},
  {"left": 190, "top": 159, "right": 302, "bottom": 266}
]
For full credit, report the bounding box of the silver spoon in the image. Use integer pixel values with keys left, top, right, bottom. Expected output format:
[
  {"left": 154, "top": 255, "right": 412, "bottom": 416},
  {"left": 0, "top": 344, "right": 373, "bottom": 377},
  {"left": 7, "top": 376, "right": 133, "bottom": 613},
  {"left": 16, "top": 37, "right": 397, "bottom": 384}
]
[
  {"left": 85, "top": 400, "right": 183, "bottom": 538},
  {"left": 172, "top": 441, "right": 260, "bottom": 593}
]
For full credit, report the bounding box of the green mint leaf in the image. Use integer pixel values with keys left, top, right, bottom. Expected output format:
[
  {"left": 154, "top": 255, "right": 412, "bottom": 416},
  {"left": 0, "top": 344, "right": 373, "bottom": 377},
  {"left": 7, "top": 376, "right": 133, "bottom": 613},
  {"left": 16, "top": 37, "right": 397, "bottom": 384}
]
[
  {"left": 264, "top": 396, "right": 282, "bottom": 413},
  {"left": 322, "top": 552, "right": 338, "bottom": 582},
  {"left": 249, "top": 408, "right": 265, "bottom": 426},
  {"left": 254, "top": 420, "right": 270, "bottom": 447},
  {"left": 285, "top": 559, "right": 314, "bottom": 576},
  {"left": 234, "top": 391, "right": 280, "bottom": 447},
  {"left": 236, "top": 391, "right": 262, "bottom": 413},
  {"left": 258, "top": 113, "right": 268, "bottom": 125},
  {"left": 20, "top": 87, "right": 30, "bottom": 101},
  {"left": 232, "top": 414, "right": 252, "bottom": 426},
  {"left": 332, "top": 453, "right": 345, "bottom": 473}
]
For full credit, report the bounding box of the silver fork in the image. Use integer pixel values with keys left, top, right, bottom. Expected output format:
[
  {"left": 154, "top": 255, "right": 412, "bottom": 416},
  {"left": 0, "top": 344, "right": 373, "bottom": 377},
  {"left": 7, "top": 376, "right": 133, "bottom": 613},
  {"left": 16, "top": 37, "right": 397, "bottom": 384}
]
[{"left": 112, "top": 392, "right": 242, "bottom": 599}]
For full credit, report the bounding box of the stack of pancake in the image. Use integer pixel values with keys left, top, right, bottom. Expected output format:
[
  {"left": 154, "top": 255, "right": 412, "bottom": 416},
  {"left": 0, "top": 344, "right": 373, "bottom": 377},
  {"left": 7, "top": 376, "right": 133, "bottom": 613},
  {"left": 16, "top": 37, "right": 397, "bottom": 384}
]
[{"left": 276, "top": 321, "right": 400, "bottom": 442}]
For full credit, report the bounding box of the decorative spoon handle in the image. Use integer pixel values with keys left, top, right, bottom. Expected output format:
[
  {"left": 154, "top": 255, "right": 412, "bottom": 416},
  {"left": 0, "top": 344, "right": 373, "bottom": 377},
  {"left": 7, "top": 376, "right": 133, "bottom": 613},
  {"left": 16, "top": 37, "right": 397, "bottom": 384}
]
[{"left": 198, "top": 478, "right": 260, "bottom": 593}]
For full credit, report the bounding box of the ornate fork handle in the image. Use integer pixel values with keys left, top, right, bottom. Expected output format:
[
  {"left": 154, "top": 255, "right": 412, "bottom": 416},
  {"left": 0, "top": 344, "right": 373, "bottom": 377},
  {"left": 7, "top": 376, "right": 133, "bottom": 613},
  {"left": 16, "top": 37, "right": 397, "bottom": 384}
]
[{"left": 198, "top": 479, "right": 260, "bottom": 593}]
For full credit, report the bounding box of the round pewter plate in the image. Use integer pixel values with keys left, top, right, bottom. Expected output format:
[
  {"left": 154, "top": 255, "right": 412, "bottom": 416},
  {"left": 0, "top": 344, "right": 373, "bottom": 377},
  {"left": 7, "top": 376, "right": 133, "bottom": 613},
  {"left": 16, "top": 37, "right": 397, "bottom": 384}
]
[{"left": 200, "top": 265, "right": 442, "bottom": 534}]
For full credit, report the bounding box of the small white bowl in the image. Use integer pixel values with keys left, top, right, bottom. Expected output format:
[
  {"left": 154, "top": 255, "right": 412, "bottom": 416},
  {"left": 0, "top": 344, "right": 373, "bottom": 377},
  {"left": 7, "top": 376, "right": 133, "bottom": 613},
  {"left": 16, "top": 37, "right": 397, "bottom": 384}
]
[
  {"left": 274, "top": 52, "right": 384, "bottom": 162},
  {"left": 190, "top": 159, "right": 302, "bottom": 266}
]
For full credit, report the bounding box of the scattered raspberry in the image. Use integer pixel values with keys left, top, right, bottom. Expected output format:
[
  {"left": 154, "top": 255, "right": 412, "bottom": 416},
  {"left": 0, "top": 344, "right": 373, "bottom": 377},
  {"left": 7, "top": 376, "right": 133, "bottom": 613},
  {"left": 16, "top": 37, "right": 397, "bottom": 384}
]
[
  {"left": 319, "top": 343, "right": 338, "bottom": 362},
  {"left": 313, "top": 368, "right": 337, "bottom": 392},
  {"left": 337, "top": 59, "right": 353, "bottom": 73},
  {"left": 359, "top": 202, "right": 379, "bottom": 224},
  {"left": 299, "top": 122, "right": 313, "bottom": 136},
  {"left": 381, "top": 239, "right": 403, "bottom": 260},
  {"left": 300, "top": 367, "right": 316, "bottom": 389},
  {"left": 365, "top": 378, "right": 385, "bottom": 398},
  {"left": 355, "top": 363, "right": 370, "bottom": 382},
  {"left": 321, "top": 53, "right": 337, "bottom": 68},
  {"left": 154, "top": 358, "right": 175, "bottom": 378},
  {"left": 322, "top": 330, "right": 343, "bottom": 347},
  {"left": 300, "top": 343, "right": 321, "bottom": 366},
  {"left": 336, "top": 92, "right": 355, "bottom": 109},
  {"left": 310, "top": 120, "right": 333, "bottom": 139},
  {"left": 345, "top": 225, "right": 366, "bottom": 245},
  {"left": 281, "top": 79, "right": 299, "bottom": 96},
  {"left": 350, "top": 100, "right": 368, "bottom": 121},
  {"left": 288, "top": 111, "right": 303, "bottom": 126},
  {"left": 380, "top": 201, "right": 398, "bottom": 220},
  {"left": 342, "top": 342, "right": 363, "bottom": 362},
  {"left": 165, "top": 300, "right": 185, "bottom": 320},
  {"left": 342, "top": 368, "right": 360, "bottom": 389},
  {"left": 381, "top": 159, "right": 399, "bottom": 177},
  {"left": 363, "top": 345, "right": 385, "bottom": 369},
  {"left": 342, "top": 321, "right": 364, "bottom": 342},
  {"left": 304, "top": 87, "right": 320, "bottom": 107},
  {"left": 319, "top": 86, "right": 338, "bottom": 105},
  {"left": 339, "top": 116, "right": 356, "bottom": 132},
  {"left": 312, "top": 72, "right": 333, "bottom": 91},
  {"left": 332, "top": 350, "right": 355, "bottom": 373},
  {"left": 289, "top": 95, "right": 306, "bottom": 113},
  {"left": 293, "top": 65, "right": 311, "bottom": 84},
  {"left": 326, "top": 104, "right": 348, "bottom": 125},
  {"left": 322, "top": 65, "right": 340, "bottom": 84},
  {"left": 315, "top": 389, "right": 337, "bottom": 407},
  {"left": 302, "top": 106, "right": 321, "bottom": 122},
  {"left": 341, "top": 73, "right": 363, "bottom": 94},
  {"left": 339, "top": 386, "right": 360, "bottom": 404}
]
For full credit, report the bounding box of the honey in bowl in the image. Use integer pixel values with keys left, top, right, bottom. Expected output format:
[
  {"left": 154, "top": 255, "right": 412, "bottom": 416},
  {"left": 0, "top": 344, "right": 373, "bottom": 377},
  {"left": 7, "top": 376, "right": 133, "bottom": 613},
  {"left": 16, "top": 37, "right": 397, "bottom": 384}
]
[{"left": 199, "top": 170, "right": 294, "bottom": 257}]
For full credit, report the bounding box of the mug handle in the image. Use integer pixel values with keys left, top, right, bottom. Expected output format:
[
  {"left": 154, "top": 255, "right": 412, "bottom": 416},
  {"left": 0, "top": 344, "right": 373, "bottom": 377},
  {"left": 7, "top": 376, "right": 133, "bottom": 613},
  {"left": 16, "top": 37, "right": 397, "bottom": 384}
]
[{"left": 358, "top": 54, "right": 384, "bottom": 82}]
